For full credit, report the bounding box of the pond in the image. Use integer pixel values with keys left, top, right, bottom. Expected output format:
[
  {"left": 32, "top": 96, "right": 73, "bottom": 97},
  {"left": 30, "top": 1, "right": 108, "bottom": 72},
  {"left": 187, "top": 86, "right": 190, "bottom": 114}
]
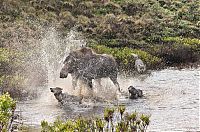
[{"left": 17, "top": 68, "right": 199, "bottom": 131}]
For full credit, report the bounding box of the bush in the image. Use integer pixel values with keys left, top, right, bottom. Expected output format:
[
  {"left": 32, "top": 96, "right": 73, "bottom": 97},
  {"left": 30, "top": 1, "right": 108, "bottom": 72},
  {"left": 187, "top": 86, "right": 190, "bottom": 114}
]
[
  {"left": 93, "top": 2, "right": 121, "bottom": 15},
  {"left": 77, "top": 15, "right": 91, "bottom": 27},
  {"left": 0, "top": 48, "right": 10, "bottom": 63},
  {"left": 0, "top": 24, "right": 47, "bottom": 99},
  {"left": 59, "top": 11, "right": 76, "bottom": 29},
  {"left": 0, "top": 93, "right": 16, "bottom": 131},
  {"left": 0, "top": 47, "right": 26, "bottom": 98},
  {"left": 41, "top": 106, "right": 150, "bottom": 132},
  {"left": 89, "top": 44, "right": 161, "bottom": 70},
  {"left": 161, "top": 37, "right": 200, "bottom": 63},
  {"left": 162, "top": 37, "right": 200, "bottom": 47}
]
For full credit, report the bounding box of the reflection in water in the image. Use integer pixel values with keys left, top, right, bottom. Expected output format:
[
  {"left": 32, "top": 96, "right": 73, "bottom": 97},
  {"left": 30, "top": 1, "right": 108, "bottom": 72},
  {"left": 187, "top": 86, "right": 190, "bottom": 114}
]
[{"left": 17, "top": 68, "right": 199, "bottom": 131}]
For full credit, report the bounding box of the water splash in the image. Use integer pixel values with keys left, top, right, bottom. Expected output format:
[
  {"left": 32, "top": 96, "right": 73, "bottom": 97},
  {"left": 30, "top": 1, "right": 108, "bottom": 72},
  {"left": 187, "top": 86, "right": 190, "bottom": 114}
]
[
  {"left": 38, "top": 28, "right": 86, "bottom": 93},
  {"left": 17, "top": 27, "right": 87, "bottom": 125},
  {"left": 33, "top": 27, "right": 86, "bottom": 87},
  {"left": 61, "top": 29, "right": 86, "bottom": 63}
]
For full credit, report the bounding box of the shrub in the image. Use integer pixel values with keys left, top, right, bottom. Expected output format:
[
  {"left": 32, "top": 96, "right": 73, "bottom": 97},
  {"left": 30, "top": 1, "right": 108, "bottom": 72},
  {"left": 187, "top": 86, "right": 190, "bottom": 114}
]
[
  {"left": 89, "top": 44, "right": 161, "bottom": 70},
  {"left": 93, "top": 2, "right": 121, "bottom": 15},
  {"left": 162, "top": 37, "right": 200, "bottom": 54},
  {"left": 59, "top": 11, "right": 76, "bottom": 29},
  {"left": 0, "top": 93, "right": 16, "bottom": 131},
  {"left": 77, "top": 15, "right": 91, "bottom": 27},
  {"left": 121, "top": 0, "right": 148, "bottom": 16},
  {"left": 0, "top": 48, "right": 26, "bottom": 98},
  {"left": 0, "top": 48, "right": 10, "bottom": 63},
  {"left": 158, "top": 37, "right": 200, "bottom": 64},
  {"left": 41, "top": 106, "right": 150, "bottom": 132},
  {"left": 162, "top": 37, "right": 200, "bottom": 46}
]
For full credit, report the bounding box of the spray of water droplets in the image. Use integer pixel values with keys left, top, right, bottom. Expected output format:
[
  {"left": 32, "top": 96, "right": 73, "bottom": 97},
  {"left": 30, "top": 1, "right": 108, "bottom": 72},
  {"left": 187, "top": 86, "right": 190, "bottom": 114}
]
[{"left": 12, "top": 26, "right": 86, "bottom": 98}]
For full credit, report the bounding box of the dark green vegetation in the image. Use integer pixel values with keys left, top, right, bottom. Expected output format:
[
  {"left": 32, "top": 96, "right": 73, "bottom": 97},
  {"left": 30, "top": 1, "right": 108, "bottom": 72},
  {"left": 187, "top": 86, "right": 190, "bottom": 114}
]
[
  {"left": 41, "top": 105, "right": 150, "bottom": 132},
  {"left": 0, "top": 0, "right": 200, "bottom": 97},
  {"left": 0, "top": 93, "right": 16, "bottom": 131}
]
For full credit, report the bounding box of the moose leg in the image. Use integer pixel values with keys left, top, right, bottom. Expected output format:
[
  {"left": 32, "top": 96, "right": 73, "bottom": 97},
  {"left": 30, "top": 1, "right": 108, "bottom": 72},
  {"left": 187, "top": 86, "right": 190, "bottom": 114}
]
[
  {"left": 81, "top": 78, "right": 93, "bottom": 90},
  {"left": 110, "top": 76, "right": 121, "bottom": 92},
  {"left": 95, "top": 78, "right": 102, "bottom": 88},
  {"left": 83, "top": 79, "right": 93, "bottom": 97},
  {"left": 71, "top": 73, "right": 79, "bottom": 90},
  {"left": 86, "top": 79, "right": 93, "bottom": 90}
]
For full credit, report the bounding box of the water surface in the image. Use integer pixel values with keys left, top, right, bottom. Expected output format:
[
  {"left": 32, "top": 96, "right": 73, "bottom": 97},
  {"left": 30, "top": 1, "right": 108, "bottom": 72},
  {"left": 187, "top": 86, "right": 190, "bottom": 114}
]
[{"left": 17, "top": 68, "right": 199, "bottom": 131}]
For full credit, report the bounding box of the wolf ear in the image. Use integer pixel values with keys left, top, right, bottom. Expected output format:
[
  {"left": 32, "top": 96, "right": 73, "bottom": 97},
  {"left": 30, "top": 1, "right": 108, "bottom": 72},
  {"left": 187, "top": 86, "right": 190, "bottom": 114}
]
[
  {"left": 128, "top": 86, "right": 133, "bottom": 89},
  {"left": 59, "top": 88, "right": 63, "bottom": 91},
  {"left": 56, "top": 87, "right": 63, "bottom": 91}
]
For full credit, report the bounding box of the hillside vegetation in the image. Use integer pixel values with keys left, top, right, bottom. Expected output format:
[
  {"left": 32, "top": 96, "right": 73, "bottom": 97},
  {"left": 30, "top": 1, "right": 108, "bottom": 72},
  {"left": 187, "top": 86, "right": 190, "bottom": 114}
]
[{"left": 0, "top": 0, "right": 200, "bottom": 96}]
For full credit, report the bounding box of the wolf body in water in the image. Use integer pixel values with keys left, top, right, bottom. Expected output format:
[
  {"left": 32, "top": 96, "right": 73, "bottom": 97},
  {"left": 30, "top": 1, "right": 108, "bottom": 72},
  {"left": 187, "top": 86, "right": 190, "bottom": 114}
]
[
  {"left": 50, "top": 87, "right": 82, "bottom": 104},
  {"left": 50, "top": 87, "right": 108, "bottom": 105}
]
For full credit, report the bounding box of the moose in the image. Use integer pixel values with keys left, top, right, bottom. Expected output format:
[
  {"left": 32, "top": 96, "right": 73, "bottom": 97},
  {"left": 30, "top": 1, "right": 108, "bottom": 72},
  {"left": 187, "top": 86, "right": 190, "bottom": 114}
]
[{"left": 60, "top": 47, "right": 121, "bottom": 94}]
